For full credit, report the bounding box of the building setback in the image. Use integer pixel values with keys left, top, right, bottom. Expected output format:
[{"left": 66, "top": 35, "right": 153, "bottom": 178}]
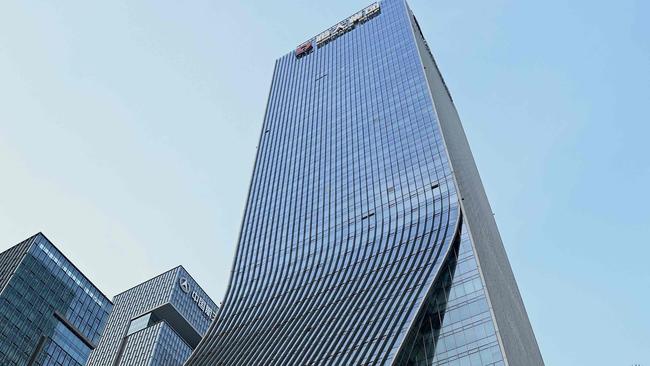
[
  {"left": 186, "top": 0, "right": 544, "bottom": 365},
  {"left": 87, "top": 266, "right": 217, "bottom": 366},
  {"left": 0, "top": 233, "right": 113, "bottom": 365}
]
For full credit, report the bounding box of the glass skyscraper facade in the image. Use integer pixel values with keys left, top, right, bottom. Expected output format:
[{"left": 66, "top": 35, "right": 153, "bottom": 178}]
[
  {"left": 0, "top": 233, "right": 112, "bottom": 366},
  {"left": 187, "top": 0, "right": 543, "bottom": 365},
  {"left": 87, "top": 266, "right": 217, "bottom": 366}
]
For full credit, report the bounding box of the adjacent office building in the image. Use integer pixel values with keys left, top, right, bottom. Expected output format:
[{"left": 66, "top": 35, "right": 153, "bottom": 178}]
[
  {"left": 187, "top": 0, "right": 543, "bottom": 365},
  {"left": 87, "top": 266, "right": 217, "bottom": 366},
  {"left": 0, "top": 233, "right": 113, "bottom": 366}
]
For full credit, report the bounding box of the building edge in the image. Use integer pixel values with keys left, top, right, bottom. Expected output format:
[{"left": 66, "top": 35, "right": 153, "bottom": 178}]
[
  {"left": 405, "top": 2, "right": 545, "bottom": 365},
  {"left": 0, "top": 235, "right": 34, "bottom": 297},
  {"left": 1, "top": 233, "right": 113, "bottom": 308},
  {"left": 184, "top": 60, "right": 281, "bottom": 366}
]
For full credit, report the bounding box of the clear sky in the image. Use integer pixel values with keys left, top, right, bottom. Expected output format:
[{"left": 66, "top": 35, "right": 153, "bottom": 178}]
[{"left": 0, "top": 0, "right": 648, "bottom": 364}]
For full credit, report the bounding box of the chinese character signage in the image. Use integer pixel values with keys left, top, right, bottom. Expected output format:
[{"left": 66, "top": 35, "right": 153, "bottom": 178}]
[
  {"left": 295, "top": 2, "right": 380, "bottom": 58},
  {"left": 181, "top": 277, "right": 217, "bottom": 321}
]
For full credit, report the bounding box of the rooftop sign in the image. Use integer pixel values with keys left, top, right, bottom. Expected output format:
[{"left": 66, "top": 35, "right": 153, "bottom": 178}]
[
  {"left": 179, "top": 276, "right": 217, "bottom": 321},
  {"left": 296, "top": 2, "right": 381, "bottom": 58}
]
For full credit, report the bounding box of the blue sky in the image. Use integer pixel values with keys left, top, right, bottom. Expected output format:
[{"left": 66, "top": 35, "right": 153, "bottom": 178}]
[{"left": 0, "top": 0, "right": 648, "bottom": 364}]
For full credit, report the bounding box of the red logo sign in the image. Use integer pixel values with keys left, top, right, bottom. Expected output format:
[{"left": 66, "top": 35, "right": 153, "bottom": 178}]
[{"left": 296, "top": 41, "right": 313, "bottom": 57}]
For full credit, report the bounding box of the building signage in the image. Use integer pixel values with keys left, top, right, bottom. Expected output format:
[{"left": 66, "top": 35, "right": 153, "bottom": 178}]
[
  {"left": 295, "top": 2, "right": 380, "bottom": 58},
  {"left": 179, "top": 277, "right": 217, "bottom": 321},
  {"left": 179, "top": 277, "right": 191, "bottom": 293},
  {"left": 295, "top": 40, "right": 313, "bottom": 57},
  {"left": 192, "top": 291, "right": 217, "bottom": 321}
]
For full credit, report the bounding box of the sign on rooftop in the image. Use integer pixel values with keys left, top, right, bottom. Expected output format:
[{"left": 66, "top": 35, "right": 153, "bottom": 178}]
[{"left": 296, "top": 3, "right": 381, "bottom": 58}]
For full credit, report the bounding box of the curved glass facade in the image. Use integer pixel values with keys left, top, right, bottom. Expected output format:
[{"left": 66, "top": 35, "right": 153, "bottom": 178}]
[{"left": 187, "top": 0, "right": 542, "bottom": 364}]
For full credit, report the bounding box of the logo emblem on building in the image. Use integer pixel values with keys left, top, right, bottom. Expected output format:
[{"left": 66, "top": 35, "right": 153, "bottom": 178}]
[
  {"left": 295, "top": 2, "right": 381, "bottom": 58},
  {"left": 295, "top": 40, "right": 313, "bottom": 58},
  {"left": 179, "top": 277, "right": 191, "bottom": 293}
]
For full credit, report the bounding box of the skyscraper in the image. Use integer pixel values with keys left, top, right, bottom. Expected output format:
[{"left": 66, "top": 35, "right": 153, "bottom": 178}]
[
  {"left": 0, "top": 233, "right": 113, "bottom": 366},
  {"left": 87, "top": 266, "right": 217, "bottom": 366},
  {"left": 187, "top": 0, "right": 543, "bottom": 364}
]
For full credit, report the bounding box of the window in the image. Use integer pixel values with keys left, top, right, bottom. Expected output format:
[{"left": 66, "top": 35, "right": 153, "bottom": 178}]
[
  {"left": 50, "top": 321, "right": 92, "bottom": 364},
  {"left": 126, "top": 313, "right": 160, "bottom": 336}
]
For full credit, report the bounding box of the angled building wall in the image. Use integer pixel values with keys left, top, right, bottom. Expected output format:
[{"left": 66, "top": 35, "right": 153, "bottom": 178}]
[{"left": 407, "top": 8, "right": 544, "bottom": 364}]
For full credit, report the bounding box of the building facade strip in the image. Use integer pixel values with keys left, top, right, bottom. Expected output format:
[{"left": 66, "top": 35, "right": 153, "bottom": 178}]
[
  {"left": 150, "top": 322, "right": 193, "bottom": 365},
  {"left": 0, "top": 235, "right": 33, "bottom": 295},
  {"left": 407, "top": 6, "right": 545, "bottom": 365}
]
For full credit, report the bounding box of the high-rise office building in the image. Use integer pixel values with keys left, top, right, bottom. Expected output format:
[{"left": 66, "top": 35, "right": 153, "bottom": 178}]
[
  {"left": 0, "top": 233, "right": 113, "bottom": 366},
  {"left": 187, "top": 0, "right": 543, "bottom": 365},
  {"left": 87, "top": 266, "right": 217, "bottom": 366}
]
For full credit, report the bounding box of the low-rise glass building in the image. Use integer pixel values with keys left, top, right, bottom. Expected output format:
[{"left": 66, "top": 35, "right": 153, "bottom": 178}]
[
  {"left": 0, "top": 233, "right": 113, "bottom": 366},
  {"left": 87, "top": 266, "right": 216, "bottom": 366}
]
